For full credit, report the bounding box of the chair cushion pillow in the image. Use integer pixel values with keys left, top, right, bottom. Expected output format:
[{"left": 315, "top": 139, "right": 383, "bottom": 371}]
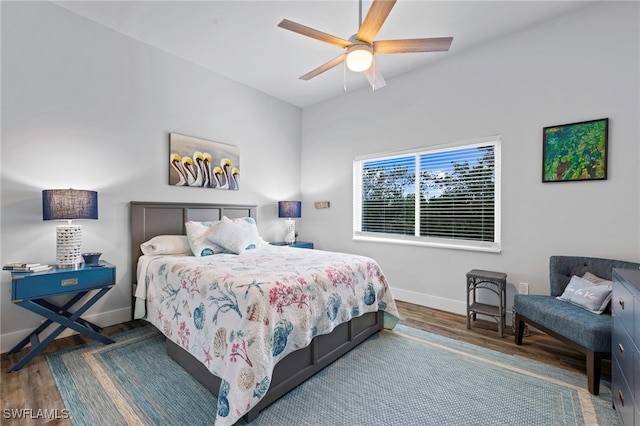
[
  {"left": 556, "top": 275, "right": 612, "bottom": 314},
  {"left": 582, "top": 271, "right": 612, "bottom": 286}
]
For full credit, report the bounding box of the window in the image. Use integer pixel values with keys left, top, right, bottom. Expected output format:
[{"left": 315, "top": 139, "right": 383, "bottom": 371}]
[{"left": 354, "top": 136, "right": 501, "bottom": 252}]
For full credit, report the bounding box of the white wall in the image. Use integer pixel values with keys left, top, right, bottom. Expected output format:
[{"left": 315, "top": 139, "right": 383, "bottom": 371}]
[
  {"left": 301, "top": 2, "right": 640, "bottom": 315},
  {"left": 0, "top": 2, "right": 302, "bottom": 351},
  {"left": 2, "top": 1, "right": 638, "bottom": 353}
]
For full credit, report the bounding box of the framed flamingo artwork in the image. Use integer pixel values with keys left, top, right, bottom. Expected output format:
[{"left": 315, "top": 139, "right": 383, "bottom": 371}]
[{"left": 169, "top": 133, "right": 240, "bottom": 190}]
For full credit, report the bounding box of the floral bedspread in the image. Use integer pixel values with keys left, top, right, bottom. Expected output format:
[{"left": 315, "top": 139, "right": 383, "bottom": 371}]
[{"left": 135, "top": 246, "right": 399, "bottom": 426}]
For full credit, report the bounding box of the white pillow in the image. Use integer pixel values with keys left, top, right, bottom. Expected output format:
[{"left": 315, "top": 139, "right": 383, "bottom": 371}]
[
  {"left": 556, "top": 275, "right": 613, "bottom": 314},
  {"left": 140, "top": 235, "right": 192, "bottom": 256},
  {"left": 582, "top": 271, "right": 612, "bottom": 287},
  {"left": 205, "top": 216, "right": 267, "bottom": 254},
  {"left": 185, "top": 221, "right": 230, "bottom": 256}
]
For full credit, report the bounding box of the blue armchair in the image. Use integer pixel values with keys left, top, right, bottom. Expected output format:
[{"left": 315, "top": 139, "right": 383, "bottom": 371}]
[{"left": 514, "top": 255, "right": 640, "bottom": 395}]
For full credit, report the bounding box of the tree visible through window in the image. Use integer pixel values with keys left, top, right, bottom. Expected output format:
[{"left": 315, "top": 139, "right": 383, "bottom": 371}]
[
  {"left": 361, "top": 156, "right": 415, "bottom": 235},
  {"left": 354, "top": 137, "right": 501, "bottom": 252}
]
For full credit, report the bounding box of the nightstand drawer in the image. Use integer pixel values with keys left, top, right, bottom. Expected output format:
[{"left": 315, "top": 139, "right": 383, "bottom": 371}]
[
  {"left": 271, "top": 241, "right": 314, "bottom": 249},
  {"left": 290, "top": 241, "right": 313, "bottom": 249},
  {"left": 12, "top": 264, "right": 115, "bottom": 301}
]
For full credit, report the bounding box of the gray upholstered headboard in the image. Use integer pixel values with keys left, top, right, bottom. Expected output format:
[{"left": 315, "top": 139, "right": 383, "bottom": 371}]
[{"left": 130, "top": 201, "right": 257, "bottom": 285}]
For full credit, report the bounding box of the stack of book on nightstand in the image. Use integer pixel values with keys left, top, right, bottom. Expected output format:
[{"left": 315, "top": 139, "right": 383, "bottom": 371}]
[{"left": 2, "top": 262, "right": 52, "bottom": 272}]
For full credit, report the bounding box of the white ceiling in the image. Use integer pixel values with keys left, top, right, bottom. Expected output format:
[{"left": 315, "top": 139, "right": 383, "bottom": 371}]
[{"left": 51, "top": 1, "right": 595, "bottom": 108}]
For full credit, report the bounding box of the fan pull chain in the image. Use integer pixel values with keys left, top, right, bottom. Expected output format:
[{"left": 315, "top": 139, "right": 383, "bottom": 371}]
[
  {"left": 343, "top": 58, "right": 347, "bottom": 92},
  {"left": 372, "top": 56, "right": 376, "bottom": 92}
]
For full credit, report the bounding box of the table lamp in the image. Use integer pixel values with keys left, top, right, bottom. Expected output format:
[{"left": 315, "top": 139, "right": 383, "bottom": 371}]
[
  {"left": 42, "top": 189, "right": 98, "bottom": 267},
  {"left": 278, "top": 201, "right": 301, "bottom": 244}
]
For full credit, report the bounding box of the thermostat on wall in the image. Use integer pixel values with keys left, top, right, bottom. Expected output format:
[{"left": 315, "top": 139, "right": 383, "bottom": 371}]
[{"left": 314, "top": 201, "right": 330, "bottom": 209}]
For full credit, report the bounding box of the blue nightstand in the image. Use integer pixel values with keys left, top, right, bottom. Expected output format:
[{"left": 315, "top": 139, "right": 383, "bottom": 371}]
[
  {"left": 7, "top": 261, "right": 116, "bottom": 372},
  {"left": 271, "top": 241, "right": 314, "bottom": 249}
]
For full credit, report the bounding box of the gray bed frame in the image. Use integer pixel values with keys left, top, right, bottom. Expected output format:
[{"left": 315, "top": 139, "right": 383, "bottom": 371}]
[{"left": 130, "top": 201, "right": 383, "bottom": 422}]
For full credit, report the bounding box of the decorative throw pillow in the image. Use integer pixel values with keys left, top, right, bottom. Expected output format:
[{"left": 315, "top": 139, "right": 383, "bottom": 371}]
[
  {"left": 556, "top": 275, "right": 612, "bottom": 314},
  {"left": 205, "top": 216, "right": 267, "bottom": 254},
  {"left": 140, "top": 235, "right": 193, "bottom": 256},
  {"left": 185, "top": 221, "right": 230, "bottom": 256},
  {"left": 582, "top": 271, "right": 612, "bottom": 287}
]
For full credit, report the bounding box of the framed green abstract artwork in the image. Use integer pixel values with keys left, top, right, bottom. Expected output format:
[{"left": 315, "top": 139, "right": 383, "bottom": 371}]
[{"left": 542, "top": 118, "right": 608, "bottom": 182}]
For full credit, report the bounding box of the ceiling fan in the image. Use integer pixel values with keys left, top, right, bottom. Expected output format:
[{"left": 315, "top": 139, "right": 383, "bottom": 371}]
[{"left": 277, "top": 0, "right": 453, "bottom": 90}]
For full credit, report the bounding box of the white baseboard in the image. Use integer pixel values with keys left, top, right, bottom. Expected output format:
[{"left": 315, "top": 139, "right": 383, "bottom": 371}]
[
  {"left": 0, "top": 307, "right": 132, "bottom": 354},
  {"left": 391, "top": 286, "right": 520, "bottom": 328},
  {"left": 391, "top": 286, "right": 467, "bottom": 316}
]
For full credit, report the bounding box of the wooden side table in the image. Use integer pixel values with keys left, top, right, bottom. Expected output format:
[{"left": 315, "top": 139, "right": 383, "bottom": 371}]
[
  {"left": 466, "top": 269, "right": 507, "bottom": 337},
  {"left": 7, "top": 261, "right": 116, "bottom": 372}
]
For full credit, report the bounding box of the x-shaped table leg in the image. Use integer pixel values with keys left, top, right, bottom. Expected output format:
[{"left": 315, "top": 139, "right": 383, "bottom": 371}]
[{"left": 8, "top": 287, "right": 114, "bottom": 372}]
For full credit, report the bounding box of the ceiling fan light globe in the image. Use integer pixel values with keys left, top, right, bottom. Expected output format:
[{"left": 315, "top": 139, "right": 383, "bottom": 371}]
[{"left": 346, "top": 45, "right": 373, "bottom": 72}]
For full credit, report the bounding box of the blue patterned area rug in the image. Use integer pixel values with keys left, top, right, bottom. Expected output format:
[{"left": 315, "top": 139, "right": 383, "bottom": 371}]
[{"left": 47, "top": 324, "right": 619, "bottom": 425}]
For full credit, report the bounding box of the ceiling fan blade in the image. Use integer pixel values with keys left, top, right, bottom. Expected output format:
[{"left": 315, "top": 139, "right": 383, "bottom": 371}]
[
  {"left": 299, "top": 54, "right": 346, "bottom": 80},
  {"left": 356, "top": 0, "right": 397, "bottom": 44},
  {"left": 374, "top": 37, "right": 453, "bottom": 54},
  {"left": 363, "top": 62, "right": 387, "bottom": 90},
  {"left": 278, "top": 19, "right": 352, "bottom": 49}
]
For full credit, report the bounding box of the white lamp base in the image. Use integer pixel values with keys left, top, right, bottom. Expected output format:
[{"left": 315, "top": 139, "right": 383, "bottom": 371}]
[
  {"left": 283, "top": 219, "right": 296, "bottom": 244},
  {"left": 56, "top": 225, "right": 82, "bottom": 267}
]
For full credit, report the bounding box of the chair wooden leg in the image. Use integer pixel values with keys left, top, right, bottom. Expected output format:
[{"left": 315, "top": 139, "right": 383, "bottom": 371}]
[
  {"left": 586, "top": 350, "right": 601, "bottom": 395},
  {"left": 514, "top": 313, "right": 525, "bottom": 345}
]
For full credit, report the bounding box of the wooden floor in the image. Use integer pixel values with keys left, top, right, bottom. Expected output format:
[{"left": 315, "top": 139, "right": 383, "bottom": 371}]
[{"left": 1, "top": 301, "right": 607, "bottom": 425}]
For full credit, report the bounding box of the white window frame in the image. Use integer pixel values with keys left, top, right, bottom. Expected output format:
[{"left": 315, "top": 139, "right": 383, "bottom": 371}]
[{"left": 353, "top": 136, "right": 501, "bottom": 253}]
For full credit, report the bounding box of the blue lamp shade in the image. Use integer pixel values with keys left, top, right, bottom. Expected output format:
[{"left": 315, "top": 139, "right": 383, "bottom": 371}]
[
  {"left": 43, "top": 189, "right": 98, "bottom": 267},
  {"left": 278, "top": 201, "right": 302, "bottom": 219},
  {"left": 43, "top": 189, "right": 98, "bottom": 221}
]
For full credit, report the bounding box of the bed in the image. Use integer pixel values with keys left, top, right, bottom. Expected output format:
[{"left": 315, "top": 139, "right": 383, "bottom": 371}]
[{"left": 130, "top": 201, "right": 399, "bottom": 425}]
